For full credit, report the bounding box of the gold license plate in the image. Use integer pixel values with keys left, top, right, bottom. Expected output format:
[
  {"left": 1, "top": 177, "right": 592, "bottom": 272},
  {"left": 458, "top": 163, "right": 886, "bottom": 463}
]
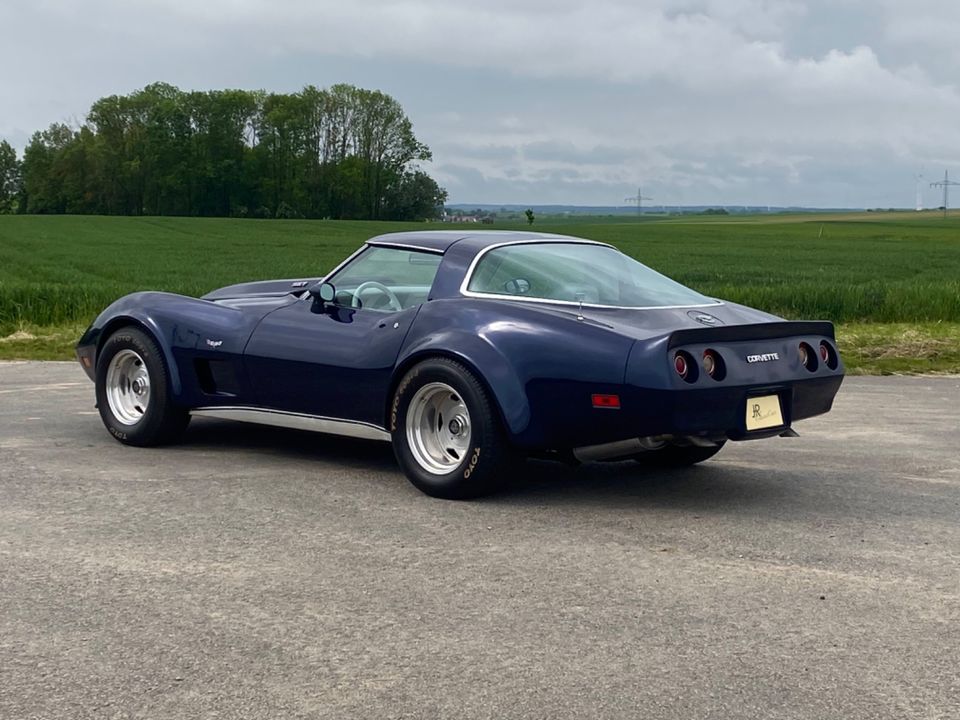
[{"left": 745, "top": 394, "right": 783, "bottom": 431}]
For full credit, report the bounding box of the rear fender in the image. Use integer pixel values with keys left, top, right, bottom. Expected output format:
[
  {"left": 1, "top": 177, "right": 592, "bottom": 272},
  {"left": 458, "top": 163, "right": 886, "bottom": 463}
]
[{"left": 392, "top": 332, "right": 530, "bottom": 437}]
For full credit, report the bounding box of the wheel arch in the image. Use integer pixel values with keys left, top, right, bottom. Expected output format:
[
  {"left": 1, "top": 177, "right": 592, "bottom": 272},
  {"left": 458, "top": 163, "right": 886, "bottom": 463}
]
[
  {"left": 96, "top": 315, "right": 183, "bottom": 396},
  {"left": 385, "top": 348, "right": 528, "bottom": 439}
]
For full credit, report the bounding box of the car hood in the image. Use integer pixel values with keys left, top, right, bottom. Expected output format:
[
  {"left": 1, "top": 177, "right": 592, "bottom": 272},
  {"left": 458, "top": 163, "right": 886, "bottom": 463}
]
[{"left": 202, "top": 277, "right": 321, "bottom": 302}]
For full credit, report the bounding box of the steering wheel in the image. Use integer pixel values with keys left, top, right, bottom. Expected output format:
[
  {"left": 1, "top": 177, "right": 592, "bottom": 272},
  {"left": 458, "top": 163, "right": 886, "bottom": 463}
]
[{"left": 351, "top": 281, "right": 403, "bottom": 312}]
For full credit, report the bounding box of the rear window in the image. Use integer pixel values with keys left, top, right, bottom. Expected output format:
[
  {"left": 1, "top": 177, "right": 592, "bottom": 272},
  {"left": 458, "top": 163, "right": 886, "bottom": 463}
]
[{"left": 465, "top": 242, "right": 715, "bottom": 308}]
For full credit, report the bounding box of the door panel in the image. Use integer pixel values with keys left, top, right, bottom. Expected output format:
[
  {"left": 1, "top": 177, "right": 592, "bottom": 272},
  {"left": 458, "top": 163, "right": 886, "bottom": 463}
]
[{"left": 244, "top": 299, "right": 417, "bottom": 426}]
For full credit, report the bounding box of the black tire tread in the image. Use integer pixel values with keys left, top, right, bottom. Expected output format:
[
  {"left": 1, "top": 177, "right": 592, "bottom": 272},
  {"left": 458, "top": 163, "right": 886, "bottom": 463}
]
[
  {"left": 95, "top": 326, "right": 189, "bottom": 447},
  {"left": 391, "top": 357, "right": 513, "bottom": 499}
]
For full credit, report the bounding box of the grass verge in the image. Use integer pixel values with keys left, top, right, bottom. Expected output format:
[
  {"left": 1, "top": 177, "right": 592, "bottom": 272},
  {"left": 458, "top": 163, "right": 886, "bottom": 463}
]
[
  {"left": 0, "top": 322, "right": 88, "bottom": 361},
  {"left": 836, "top": 322, "right": 960, "bottom": 375},
  {"left": 3, "top": 320, "right": 958, "bottom": 375}
]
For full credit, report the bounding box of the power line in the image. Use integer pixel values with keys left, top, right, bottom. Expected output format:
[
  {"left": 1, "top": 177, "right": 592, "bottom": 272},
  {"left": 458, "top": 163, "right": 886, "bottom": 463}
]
[{"left": 930, "top": 170, "right": 960, "bottom": 219}]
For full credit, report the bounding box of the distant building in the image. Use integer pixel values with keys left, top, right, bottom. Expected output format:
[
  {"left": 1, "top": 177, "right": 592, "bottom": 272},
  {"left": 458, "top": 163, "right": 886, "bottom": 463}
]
[{"left": 442, "top": 209, "right": 495, "bottom": 224}]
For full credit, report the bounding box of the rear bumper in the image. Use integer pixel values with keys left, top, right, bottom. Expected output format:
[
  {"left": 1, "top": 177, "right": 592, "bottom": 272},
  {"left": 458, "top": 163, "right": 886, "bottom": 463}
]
[
  {"left": 660, "top": 374, "right": 842, "bottom": 440},
  {"left": 515, "top": 374, "right": 843, "bottom": 450}
]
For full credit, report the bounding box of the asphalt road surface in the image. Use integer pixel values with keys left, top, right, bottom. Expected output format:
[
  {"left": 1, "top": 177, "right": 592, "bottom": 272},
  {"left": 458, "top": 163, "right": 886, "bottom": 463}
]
[{"left": 1, "top": 362, "right": 958, "bottom": 719}]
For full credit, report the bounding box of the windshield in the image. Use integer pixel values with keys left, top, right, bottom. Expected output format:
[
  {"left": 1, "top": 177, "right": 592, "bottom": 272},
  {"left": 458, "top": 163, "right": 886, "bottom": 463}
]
[
  {"left": 465, "top": 242, "right": 715, "bottom": 308},
  {"left": 328, "top": 246, "right": 442, "bottom": 311}
]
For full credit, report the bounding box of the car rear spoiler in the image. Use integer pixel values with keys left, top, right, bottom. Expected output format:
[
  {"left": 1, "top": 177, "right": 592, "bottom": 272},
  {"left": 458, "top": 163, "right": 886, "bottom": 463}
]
[{"left": 667, "top": 321, "right": 835, "bottom": 349}]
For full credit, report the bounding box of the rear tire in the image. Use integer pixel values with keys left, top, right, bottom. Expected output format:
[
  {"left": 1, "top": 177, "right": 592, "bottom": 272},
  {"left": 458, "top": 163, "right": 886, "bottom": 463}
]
[
  {"left": 95, "top": 327, "right": 189, "bottom": 446},
  {"left": 391, "top": 358, "right": 514, "bottom": 499},
  {"left": 632, "top": 442, "right": 725, "bottom": 467}
]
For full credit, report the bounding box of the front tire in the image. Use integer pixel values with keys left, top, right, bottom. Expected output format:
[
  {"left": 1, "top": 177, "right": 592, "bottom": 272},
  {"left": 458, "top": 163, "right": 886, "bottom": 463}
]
[
  {"left": 95, "top": 327, "right": 189, "bottom": 446},
  {"left": 390, "top": 358, "right": 513, "bottom": 499}
]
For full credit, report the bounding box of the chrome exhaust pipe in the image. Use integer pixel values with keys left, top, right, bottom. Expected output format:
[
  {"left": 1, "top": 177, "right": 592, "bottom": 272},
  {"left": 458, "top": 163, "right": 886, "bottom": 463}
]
[
  {"left": 572, "top": 438, "right": 645, "bottom": 463},
  {"left": 572, "top": 436, "right": 670, "bottom": 462},
  {"left": 573, "top": 434, "right": 724, "bottom": 462}
]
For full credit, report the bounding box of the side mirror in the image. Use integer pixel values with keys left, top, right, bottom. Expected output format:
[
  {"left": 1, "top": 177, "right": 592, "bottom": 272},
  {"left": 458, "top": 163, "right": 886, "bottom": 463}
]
[{"left": 309, "top": 281, "right": 336, "bottom": 306}]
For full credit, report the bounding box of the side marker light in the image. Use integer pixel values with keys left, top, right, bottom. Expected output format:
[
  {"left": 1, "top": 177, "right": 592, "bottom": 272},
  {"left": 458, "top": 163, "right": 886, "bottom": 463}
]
[{"left": 592, "top": 394, "right": 621, "bottom": 409}]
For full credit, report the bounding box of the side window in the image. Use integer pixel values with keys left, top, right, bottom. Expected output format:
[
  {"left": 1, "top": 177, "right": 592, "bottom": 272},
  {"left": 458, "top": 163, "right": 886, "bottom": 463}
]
[{"left": 328, "top": 246, "right": 442, "bottom": 312}]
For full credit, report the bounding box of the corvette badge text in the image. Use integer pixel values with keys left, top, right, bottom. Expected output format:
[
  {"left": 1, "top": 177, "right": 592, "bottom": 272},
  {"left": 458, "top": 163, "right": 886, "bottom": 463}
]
[{"left": 746, "top": 352, "right": 780, "bottom": 363}]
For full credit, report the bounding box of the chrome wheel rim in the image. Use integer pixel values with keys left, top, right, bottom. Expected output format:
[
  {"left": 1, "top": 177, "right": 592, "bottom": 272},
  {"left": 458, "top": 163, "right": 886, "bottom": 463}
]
[
  {"left": 105, "top": 349, "right": 151, "bottom": 425},
  {"left": 406, "top": 382, "right": 472, "bottom": 475}
]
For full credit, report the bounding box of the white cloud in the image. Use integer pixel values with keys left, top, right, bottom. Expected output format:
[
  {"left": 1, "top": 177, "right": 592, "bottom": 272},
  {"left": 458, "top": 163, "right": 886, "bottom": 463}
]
[{"left": 2, "top": 0, "right": 960, "bottom": 206}]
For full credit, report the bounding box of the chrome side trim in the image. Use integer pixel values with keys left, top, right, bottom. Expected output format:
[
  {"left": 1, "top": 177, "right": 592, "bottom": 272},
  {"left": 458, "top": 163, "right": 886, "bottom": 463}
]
[
  {"left": 457, "top": 239, "right": 723, "bottom": 311},
  {"left": 366, "top": 241, "right": 445, "bottom": 254},
  {"left": 458, "top": 292, "right": 723, "bottom": 312},
  {"left": 190, "top": 406, "right": 391, "bottom": 442}
]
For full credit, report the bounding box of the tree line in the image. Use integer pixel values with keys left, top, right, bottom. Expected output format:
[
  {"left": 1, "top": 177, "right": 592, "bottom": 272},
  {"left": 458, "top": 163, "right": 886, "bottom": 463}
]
[{"left": 0, "top": 82, "right": 447, "bottom": 221}]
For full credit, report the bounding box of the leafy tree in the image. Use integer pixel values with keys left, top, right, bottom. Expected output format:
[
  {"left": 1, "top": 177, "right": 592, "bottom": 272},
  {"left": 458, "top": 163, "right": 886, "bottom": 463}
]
[
  {"left": 17, "top": 82, "right": 445, "bottom": 221},
  {"left": 0, "top": 140, "right": 21, "bottom": 213},
  {"left": 382, "top": 169, "right": 448, "bottom": 221},
  {"left": 525, "top": 208, "right": 535, "bottom": 225},
  {"left": 21, "top": 124, "right": 77, "bottom": 213}
]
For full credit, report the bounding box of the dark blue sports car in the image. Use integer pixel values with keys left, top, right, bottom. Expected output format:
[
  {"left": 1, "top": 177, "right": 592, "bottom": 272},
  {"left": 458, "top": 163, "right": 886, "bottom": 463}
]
[{"left": 77, "top": 230, "right": 843, "bottom": 498}]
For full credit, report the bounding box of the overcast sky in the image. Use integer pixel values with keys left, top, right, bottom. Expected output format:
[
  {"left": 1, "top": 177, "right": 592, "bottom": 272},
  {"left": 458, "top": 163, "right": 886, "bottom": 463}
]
[{"left": 3, "top": 0, "right": 960, "bottom": 207}]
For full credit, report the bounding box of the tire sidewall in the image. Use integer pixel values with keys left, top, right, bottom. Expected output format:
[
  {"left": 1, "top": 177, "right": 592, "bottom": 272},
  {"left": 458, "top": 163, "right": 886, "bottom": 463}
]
[
  {"left": 95, "top": 328, "right": 173, "bottom": 446},
  {"left": 391, "top": 359, "right": 500, "bottom": 498}
]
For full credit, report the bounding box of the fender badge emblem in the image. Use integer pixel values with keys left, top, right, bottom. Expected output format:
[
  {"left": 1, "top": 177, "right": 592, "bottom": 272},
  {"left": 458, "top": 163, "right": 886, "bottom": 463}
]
[{"left": 206, "top": 339, "right": 223, "bottom": 348}]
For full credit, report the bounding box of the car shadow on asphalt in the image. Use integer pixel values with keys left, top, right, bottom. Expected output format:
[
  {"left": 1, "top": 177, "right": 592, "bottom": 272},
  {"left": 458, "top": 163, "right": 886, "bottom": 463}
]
[
  {"left": 489, "top": 457, "right": 796, "bottom": 513},
  {"left": 181, "top": 419, "right": 793, "bottom": 512},
  {"left": 181, "top": 418, "right": 399, "bottom": 471}
]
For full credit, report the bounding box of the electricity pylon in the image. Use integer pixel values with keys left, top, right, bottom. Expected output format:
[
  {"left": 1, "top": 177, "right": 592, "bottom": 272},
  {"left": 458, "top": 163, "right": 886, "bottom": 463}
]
[
  {"left": 624, "top": 186, "right": 653, "bottom": 215},
  {"left": 930, "top": 170, "right": 960, "bottom": 219}
]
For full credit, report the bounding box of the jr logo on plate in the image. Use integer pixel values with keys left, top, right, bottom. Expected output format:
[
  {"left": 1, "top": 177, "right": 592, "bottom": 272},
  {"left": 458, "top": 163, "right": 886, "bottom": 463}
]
[{"left": 745, "top": 395, "right": 783, "bottom": 431}]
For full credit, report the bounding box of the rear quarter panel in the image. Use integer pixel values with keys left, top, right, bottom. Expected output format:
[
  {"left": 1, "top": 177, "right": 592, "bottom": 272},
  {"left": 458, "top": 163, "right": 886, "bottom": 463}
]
[{"left": 397, "top": 299, "right": 636, "bottom": 448}]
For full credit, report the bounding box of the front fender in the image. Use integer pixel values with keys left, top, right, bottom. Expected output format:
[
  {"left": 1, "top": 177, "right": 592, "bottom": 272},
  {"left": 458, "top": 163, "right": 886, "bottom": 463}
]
[
  {"left": 77, "top": 292, "right": 274, "bottom": 403},
  {"left": 78, "top": 298, "right": 184, "bottom": 394}
]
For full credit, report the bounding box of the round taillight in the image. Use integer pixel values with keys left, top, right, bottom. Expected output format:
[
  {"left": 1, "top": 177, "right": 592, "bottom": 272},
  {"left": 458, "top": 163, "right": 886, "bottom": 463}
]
[
  {"left": 673, "top": 351, "right": 699, "bottom": 382},
  {"left": 701, "top": 349, "right": 725, "bottom": 380},
  {"left": 799, "top": 342, "right": 817, "bottom": 371},
  {"left": 820, "top": 341, "right": 838, "bottom": 370},
  {"left": 703, "top": 353, "right": 715, "bottom": 376}
]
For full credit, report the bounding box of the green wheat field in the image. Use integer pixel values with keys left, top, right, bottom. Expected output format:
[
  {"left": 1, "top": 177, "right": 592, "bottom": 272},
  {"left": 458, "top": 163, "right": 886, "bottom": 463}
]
[{"left": 2, "top": 213, "right": 959, "bottom": 373}]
